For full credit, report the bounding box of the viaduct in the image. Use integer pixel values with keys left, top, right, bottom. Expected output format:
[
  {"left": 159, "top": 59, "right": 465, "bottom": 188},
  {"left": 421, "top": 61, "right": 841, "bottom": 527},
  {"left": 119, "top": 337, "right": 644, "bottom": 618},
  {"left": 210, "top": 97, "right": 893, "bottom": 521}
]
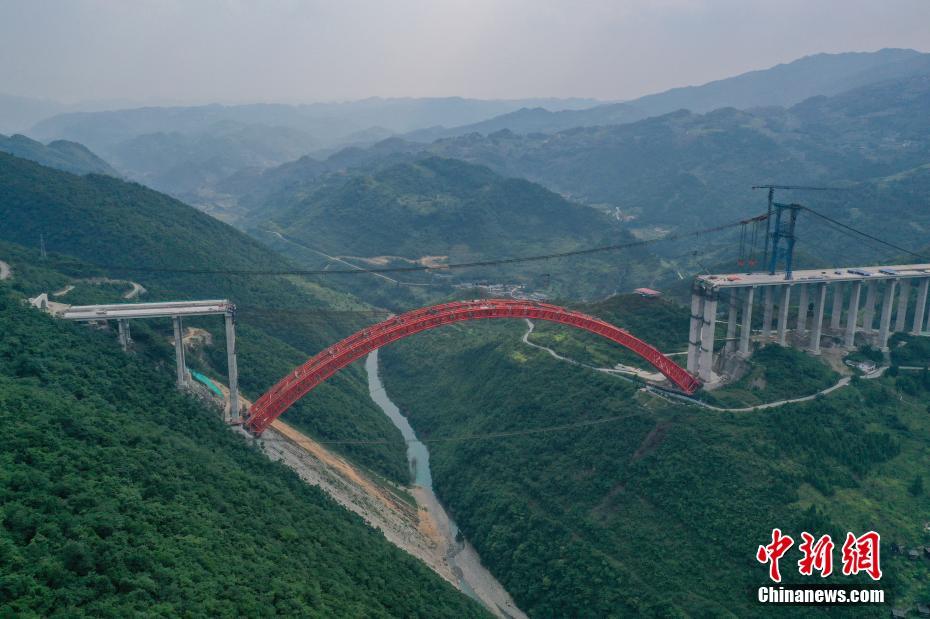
[{"left": 688, "top": 263, "right": 930, "bottom": 383}]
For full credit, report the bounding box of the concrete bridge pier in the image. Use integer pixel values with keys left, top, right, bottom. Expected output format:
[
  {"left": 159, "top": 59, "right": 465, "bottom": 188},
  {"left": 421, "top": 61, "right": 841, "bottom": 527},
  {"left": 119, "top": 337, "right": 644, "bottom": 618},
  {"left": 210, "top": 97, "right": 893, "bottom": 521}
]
[
  {"left": 914, "top": 278, "right": 929, "bottom": 335},
  {"left": 878, "top": 280, "right": 898, "bottom": 351},
  {"left": 117, "top": 319, "right": 131, "bottom": 351},
  {"left": 862, "top": 282, "right": 877, "bottom": 333},
  {"left": 761, "top": 287, "right": 774, "bottom": 338},
  {"left": 225, "top": 312, "right": 241, "bottom": 424},
  {"left": 844, "top": 281, "right": 863, "bottom": 349},
  {"left": 776, "top": 286, "right": 792, "bottom": 346},
  {"left": 895, "top": 279, "right": 911, "bottom": 333},
  {"left": 725, "top": 292, "right": 739, "bottom": 354},
  {"left": 808, "top": 283, "right": 827, "bottom": 354},
  {"left": 686, "top": 285, "right": 705, "bottom": 374},
  {"left": 173, "top": 316, "right": 188, "bottom": 388},
  {"left": 796, "top": 284, "right": 809, "bottom": 333},
  {"left": 738, "top": 287, "right": 755, "bottom": 356},
  {"left": 698, "top": 289, "right": 718, "bottom": 382},
  {"left": 830, "top": 284, "right": 844, "bottom": 330}
]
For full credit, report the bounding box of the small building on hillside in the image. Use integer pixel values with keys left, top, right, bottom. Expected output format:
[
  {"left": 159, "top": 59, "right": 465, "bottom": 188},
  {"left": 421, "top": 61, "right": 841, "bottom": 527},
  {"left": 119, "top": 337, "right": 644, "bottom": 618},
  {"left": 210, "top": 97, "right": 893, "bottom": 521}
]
[{"left": 634, "top": 287, "right": 662, "bottom": 298}]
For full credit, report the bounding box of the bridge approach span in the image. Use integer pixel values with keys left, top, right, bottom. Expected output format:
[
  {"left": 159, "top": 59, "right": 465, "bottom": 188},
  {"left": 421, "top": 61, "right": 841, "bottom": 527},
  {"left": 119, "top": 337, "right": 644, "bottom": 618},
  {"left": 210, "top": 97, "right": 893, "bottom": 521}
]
[{"left": 246, "top": 299, "right": 699, "bottom": 434}]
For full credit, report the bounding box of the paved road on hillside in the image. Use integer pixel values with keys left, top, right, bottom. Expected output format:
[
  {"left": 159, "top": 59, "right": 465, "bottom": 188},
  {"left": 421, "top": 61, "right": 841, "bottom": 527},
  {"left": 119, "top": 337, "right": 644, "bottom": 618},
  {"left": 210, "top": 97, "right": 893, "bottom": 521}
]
[{"left": 0, "top": 260, "right": 10, "bottom": 281}]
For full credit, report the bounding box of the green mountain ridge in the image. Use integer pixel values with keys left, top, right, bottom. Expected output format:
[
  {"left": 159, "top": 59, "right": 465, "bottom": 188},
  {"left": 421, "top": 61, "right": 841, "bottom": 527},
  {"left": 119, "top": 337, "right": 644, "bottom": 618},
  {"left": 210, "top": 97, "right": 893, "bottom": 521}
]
[
  {"left": 0, "top": 134, "right": 117, "bottom": 176},
  {"left": 380, "top": 294, "right": 930, "bottom": 615},
  {"left": 325, "top": 73, "right": 930, "bottom": 271},
  {"left": 246, "top": 156, "right": 663, "bottom": 301},
  {"left": 0, "top": 281, "right": 483, "bottom": 616},
  {"left": 0, "top": 151, "right": 409, "bottom": 482}
]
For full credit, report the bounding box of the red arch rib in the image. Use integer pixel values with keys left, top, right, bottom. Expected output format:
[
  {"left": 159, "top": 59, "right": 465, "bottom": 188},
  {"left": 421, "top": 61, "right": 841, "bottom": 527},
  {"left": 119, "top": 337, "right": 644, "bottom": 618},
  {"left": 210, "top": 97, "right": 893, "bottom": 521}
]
[{"left": 245, "top": 299, "right": 700, "bottom": 434}]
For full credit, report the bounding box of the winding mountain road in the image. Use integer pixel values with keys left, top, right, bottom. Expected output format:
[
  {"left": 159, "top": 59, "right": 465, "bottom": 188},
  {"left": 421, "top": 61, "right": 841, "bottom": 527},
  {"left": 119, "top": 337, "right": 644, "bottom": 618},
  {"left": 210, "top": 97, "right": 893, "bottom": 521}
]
[
  {"left": 0, "top": 260, "right": 10, "bottom": 281},
  {"left": 519, "top": 319, "right": 872, "bottom": 413}
]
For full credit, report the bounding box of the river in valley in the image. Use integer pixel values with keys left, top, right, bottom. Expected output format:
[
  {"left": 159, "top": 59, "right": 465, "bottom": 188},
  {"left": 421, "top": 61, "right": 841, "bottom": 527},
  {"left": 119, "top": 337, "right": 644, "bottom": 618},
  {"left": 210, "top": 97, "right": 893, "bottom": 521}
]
[{"left": 365, "top": 350, "right": 526, "bottom": 619}]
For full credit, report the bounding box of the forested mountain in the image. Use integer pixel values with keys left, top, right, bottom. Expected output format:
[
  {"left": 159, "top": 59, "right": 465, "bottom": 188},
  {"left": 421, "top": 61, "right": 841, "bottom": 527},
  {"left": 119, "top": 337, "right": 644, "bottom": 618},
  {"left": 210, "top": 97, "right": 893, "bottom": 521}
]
[
  {"left": 335, "top": 73, "right": 930, "bottom": 268},
  {"left": 0, "top": 280, "right": 482, "bottom": 616},
  {"left": 242, "top": 156, "right": 662, "bottom": 301},
  {"left": 380, "top": 294, "right": 930, "bottom": 615},
  {"left": 406, "top": 48, "right": 930, "bottom": 140},
  {"left": 0, "top": 152, "right": 410, "bottom": 481},
  {"left": 0, "top": 133, "right": 117, "bottom": 176}
]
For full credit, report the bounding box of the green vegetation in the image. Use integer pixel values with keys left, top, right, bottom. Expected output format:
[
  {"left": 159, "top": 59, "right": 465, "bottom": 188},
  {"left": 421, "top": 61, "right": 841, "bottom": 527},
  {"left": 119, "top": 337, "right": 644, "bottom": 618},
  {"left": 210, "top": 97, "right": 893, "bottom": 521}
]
[
  {"left": 0, "top": 134, "right": 117, "bottom": 176},
  {"left": 0, "top": 287, "right": 482, "bottom": 617},
  {"left": 527, "top": 294, "right": 689, "bottom": 370},
  {"left": 890, "top": 333, "right": 930, "bottom": 368},
  {"left": 380, "top": 316, "right": 930, "bottom": 615},
  {"left": 0, "top": 153, "right": 408, "bottom": 482},
  {"left": 705, "top": 344, "right": 840, "bottom": 408},
  {"left": 248, "top": 157, "right": 661, "bottom": 302}
]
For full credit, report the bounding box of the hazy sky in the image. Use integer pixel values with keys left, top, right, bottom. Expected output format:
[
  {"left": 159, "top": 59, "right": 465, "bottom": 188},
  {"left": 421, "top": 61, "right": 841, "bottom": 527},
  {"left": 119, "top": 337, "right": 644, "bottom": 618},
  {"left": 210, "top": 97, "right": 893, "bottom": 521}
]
[{"left": 2, "top": 0, "right": 929, "bottom": 104}]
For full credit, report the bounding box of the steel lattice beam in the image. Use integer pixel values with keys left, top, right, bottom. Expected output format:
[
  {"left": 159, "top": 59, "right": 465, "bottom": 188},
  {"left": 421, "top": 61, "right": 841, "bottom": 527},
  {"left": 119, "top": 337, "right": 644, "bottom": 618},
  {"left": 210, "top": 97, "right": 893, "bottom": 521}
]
[{"left": 246, "top": 299, "right": 700, "bottom": 434}]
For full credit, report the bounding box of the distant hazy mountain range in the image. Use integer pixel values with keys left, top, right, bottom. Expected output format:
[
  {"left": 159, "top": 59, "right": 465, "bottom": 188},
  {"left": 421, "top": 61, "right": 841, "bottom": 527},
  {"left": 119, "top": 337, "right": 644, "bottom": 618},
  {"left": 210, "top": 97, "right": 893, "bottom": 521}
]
[
  {"left": 405, "top": 48, "right": 930, "bottom": 140},
  {"left": 11, "top": 47, "right": 930, "bottom": 276},
  {"left": 231, "top": 71, "right": 930, "bottom": 275},
  {"left": 15, "top": 48, "right": 928, "bottom": 201},
  {"left": 21, "top": 97, "right": 599, "bottom": 195}
]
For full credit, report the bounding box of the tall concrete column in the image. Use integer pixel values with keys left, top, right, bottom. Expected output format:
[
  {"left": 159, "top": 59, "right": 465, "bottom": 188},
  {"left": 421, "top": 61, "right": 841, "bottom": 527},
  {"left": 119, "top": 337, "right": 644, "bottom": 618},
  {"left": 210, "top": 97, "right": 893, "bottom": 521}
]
[
  {"left": 862, "top": 282, "right": 877, "bottom": 333},
  {"left": 725, "top": 291, "right": 739, "bottom": 354},
  {"left": 830, "top": 284, "right": 844, "bottom": 330},
  {"left": 796, "top": 284, "right": 809, "bottom": 333},
  {"left": 844, "top": 281, "right": 862, "bottom": 349},
  {"left": 739, "top": 287, "right": 755, "bottom": 357},
  {"left": 777, "top": 285, "right": 792, "bottom": 346},
  {"left": 761, "top": 287, "right": 774, "bottom": 338},
  {"left": 808, "top": 283, "right": 827, "bottom": 354},
  {"left": 894, "top": 279, "right": 911, "bottom": 333},
  {"left": 173, "top": 315, "right": 187, "bottom": 388},
  {"left": 225, "top": 312, "right": 240, "bottom": 423},
  {"left": 117, "top": 319, "right": 131, "bottom": 351},
  {"left": 878, "top": 280, "right": 897, "bottom": 351},
  {"left": 698, "top": 289, "right": 718, "bottom": 382},
  {"left": 687, "top": 286, "right": 704, "bottom": 374},
  {"left": 912, "top": 277, "right": 929, "bottom": 336}
]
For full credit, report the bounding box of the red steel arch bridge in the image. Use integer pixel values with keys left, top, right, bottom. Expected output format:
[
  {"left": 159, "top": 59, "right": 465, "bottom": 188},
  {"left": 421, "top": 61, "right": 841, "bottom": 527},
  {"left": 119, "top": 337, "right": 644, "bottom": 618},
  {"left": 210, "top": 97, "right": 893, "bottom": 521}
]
[{"left": 245, "top": 299, "right": 699, "bottom": 434}]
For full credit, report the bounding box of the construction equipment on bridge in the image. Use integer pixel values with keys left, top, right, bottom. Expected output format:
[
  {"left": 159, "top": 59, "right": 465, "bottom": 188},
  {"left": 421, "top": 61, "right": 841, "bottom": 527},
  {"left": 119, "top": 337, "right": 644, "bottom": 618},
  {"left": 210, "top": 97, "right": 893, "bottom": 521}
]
[
  {"left": 768, "top": 202, "right": 803, "bottom": 279},
  {"left": 736, "top": 213, "right": 767, "bottom": 268},
  {"left": 752, "top": 185, "right": 844, "bottom": 270},
  {"left": 246, "top": 299, "right": 700, "bottom": 435}
]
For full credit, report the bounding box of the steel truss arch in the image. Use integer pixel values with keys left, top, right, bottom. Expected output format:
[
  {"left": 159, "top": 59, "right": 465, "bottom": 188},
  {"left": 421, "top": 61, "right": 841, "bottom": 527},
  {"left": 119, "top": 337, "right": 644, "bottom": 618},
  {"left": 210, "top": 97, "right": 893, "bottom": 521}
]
[{"left": 246, "top": 299, "right": 699, "bottom": 434}]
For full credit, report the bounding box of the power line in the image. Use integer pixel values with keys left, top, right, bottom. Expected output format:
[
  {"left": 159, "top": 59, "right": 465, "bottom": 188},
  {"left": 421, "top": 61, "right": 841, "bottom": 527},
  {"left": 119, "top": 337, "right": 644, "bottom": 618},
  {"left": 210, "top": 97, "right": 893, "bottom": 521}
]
[
  {"left": 801, "top": 206, "right": 929, "bottom": 262},
  {"left": 257, "top": 409, "right": 658, "bottom": 446},
  {"left": 82, "top": 218, "right": 753, "bottom": 277}
]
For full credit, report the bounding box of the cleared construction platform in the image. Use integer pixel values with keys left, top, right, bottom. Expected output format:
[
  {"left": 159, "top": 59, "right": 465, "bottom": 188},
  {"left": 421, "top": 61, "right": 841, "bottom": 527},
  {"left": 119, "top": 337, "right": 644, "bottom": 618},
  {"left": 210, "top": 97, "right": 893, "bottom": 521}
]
[{"left": 688, "top": 263, "right": 930, "bottom": 383}]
